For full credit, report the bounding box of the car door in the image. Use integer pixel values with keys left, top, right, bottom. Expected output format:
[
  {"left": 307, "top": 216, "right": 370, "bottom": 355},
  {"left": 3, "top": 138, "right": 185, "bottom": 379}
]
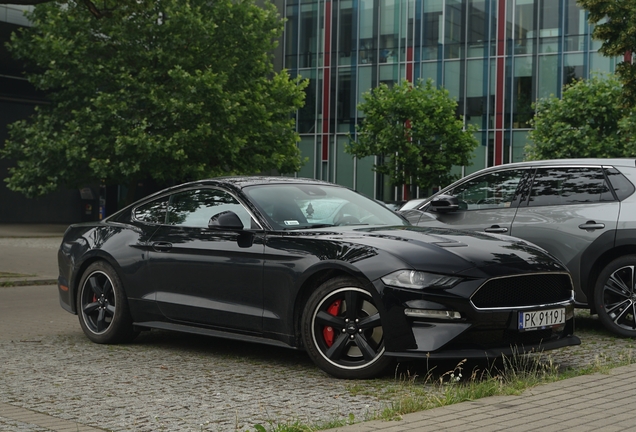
[
  {"left": 146, "top": 187, "right": 266, "bottom": 333},
  {"left": 416, "top": 168, "right": 531, "bottom": 234},
  {"left": 511, "top": 166, "right": 619, "bottom": 305}
]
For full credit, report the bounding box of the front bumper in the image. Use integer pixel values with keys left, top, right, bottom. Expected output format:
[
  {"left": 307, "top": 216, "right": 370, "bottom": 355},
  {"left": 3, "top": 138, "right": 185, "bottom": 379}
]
[
  {"left": 374, "top": 274, "right": 579, "bottom": 360},
  {"left": 386, "top": 334, "right": 580, "bottom": 360}
]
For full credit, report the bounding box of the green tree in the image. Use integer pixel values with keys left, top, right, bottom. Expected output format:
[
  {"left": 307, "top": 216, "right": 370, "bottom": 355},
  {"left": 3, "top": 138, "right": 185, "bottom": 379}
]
[
  {"left": 527, "top": 74, "right": 636, "bottom": 160},
  {"left": 2, "top": 0, "right": 307, "bottom": 203},
  {"left": 347, "top": 79, "right": 478, "bottom": 198},
  {"left": 578, "top": 0, "right": 636, "bottom": 108}
]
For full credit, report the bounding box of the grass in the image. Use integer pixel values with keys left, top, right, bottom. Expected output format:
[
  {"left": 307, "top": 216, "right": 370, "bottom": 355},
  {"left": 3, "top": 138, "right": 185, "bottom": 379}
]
[
  {"left": 1, "top": 280, "right": 56, "bottom": 287},
  {"left": 0, "top": 272, "right": 27, "bottom": 278},
  {"left": 372, "top": 353, "right": 566, "bottom": 422},
  {"left": 249, "top": 314, "right": 636, "bottom": 432},
  {"left": 0, "top": 272, "right": 56, "bottom": 287}
]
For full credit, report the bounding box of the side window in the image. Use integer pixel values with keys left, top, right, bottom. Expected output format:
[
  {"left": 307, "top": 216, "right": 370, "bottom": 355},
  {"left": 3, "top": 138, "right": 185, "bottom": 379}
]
[
  {"left": 528, "top": 167, "right": 612, "bottom": 207},
  {"left": 447, "top": 170, "right": 525, "bottom": 210},
  {"left": 605, "top": 167, "right": 636, "bottom": 201},
  {"left": 134, "top": 197, "right": 168, "bottom": 224},
  {"left": 167, "top": 189, "right": 254, "bottom": 228}
]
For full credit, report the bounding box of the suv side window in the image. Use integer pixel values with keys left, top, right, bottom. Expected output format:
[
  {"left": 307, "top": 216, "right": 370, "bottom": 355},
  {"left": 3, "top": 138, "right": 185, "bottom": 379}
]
[
  {"left": 528, "top": 167, "right": 613, "bottom": 207},
  {"left": 167, "top": 188, "right": 254, "bottom": 228},
  {"left": 447, "top": 169, "right": 526, "bottom": 210}
]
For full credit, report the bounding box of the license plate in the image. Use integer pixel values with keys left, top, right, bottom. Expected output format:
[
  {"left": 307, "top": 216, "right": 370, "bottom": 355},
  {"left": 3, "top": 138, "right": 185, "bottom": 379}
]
[{"left": 518, "top": 308, "right": 566, "bottom": 331}]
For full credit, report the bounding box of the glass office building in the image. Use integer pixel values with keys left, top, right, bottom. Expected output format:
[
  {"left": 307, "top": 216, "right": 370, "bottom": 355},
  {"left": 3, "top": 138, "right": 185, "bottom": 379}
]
[{"left": 279, "top": 0, "right": 619, "bottom": 201}]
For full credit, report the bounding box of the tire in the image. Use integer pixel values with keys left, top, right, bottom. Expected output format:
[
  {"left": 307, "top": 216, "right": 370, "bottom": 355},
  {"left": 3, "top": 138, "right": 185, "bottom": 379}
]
[
  {"left": 76, "top": 261, "right": 139, "bottom": 344},
  {"left": 595, "top": 255, "right": 636, "bottom": 337},
  {"left": 301, "top": 276, "right": 392, "bottom": 379}
]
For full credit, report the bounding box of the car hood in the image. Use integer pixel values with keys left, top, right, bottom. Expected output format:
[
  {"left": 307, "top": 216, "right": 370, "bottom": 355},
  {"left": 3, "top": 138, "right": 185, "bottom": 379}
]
[{"left": 297, "top": 225, "right": 565, "bottom": 277}]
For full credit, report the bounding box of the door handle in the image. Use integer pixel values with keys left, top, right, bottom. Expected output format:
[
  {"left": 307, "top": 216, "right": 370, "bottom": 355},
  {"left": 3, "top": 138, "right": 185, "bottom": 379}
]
[
  {"left": 578, "top": 221, "right": 605, "bottom": 231},
  {"left": 152, "top": 242, "right": 173, "bottom": 252},
  {"left": 485, "top": 226, "right": 508, "bottom": 233}
]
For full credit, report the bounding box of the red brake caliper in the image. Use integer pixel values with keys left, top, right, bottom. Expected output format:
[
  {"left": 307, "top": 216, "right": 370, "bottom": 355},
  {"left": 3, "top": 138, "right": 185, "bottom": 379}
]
[{"left": 323, "top": 299, "right": 342, "bottom": 347}]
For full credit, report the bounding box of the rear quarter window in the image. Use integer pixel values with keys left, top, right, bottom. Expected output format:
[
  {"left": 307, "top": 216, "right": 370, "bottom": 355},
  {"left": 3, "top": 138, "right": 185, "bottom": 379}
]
[{"left": 605, "top": 167, "right": 636, "bottom": 201}]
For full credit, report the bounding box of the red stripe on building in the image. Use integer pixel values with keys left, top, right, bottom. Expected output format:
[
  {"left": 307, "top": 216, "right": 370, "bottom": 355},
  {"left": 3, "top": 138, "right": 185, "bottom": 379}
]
[
  {"left": 321, "top": 1, "right": 332, "bottom": 162},
  {"left": 406, "top": 46, "right": 413, "bottom": 83},
  {"left": 494, "top": 0, "right": 506, "bottom": 166}
]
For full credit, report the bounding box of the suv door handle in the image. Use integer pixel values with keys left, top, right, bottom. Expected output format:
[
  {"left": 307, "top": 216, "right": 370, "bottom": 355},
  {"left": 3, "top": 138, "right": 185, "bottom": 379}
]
[
  {"left": 578, "top": 222, "right": 605, "bottom": 231},
  {"left": 485, "top": 226, "right": 508, "bottom": 233},
  {"left": 152, "top": 242, "right": 173, "bottom": 252}
]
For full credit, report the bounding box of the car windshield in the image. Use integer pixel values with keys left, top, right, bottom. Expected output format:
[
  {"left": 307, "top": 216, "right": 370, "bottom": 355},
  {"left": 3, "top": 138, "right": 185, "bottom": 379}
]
[{"left": 244, "top": 183, "right": 408, "bottom": 230}]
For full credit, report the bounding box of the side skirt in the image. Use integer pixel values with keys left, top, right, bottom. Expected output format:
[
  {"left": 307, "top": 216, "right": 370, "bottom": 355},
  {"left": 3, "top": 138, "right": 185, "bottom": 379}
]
[{"left": 133, "top": 321, "right": 299, "bottom": 350}]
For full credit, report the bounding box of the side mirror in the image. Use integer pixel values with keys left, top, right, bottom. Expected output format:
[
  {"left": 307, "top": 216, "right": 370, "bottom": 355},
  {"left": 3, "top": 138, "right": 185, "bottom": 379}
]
[
  {"left": 429, "top": 194, "right": 459, "bottom": 213},
  {"left": 208, "top": 211, "right": 244, "bottom": 230}
]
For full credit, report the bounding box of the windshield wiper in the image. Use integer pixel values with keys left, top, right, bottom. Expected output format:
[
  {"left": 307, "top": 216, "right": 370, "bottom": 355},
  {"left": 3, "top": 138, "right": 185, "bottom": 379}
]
[{"left": 278, "top": 223, "right": 335, "bottom": 231}]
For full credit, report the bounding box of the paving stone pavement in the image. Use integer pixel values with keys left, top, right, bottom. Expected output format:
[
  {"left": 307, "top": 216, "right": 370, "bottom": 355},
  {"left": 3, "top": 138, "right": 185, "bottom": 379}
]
[
  {"left": 0, "top": 285, "right": 387, "bottom": 432},
  {"left": 1, "top": 224, "right": 636, "bottom": 432}
]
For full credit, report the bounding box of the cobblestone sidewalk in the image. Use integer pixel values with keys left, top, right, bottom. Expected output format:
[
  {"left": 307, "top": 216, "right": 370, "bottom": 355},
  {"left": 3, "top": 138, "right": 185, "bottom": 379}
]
[{"left": 0, "top": 285, "right": 633, "bottom": 432}]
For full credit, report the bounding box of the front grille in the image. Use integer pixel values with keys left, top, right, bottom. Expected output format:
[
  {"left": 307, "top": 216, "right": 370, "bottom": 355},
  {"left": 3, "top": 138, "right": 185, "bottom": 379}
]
[{"left": 471, "top": 273, "right": 572, "bottom": 309}]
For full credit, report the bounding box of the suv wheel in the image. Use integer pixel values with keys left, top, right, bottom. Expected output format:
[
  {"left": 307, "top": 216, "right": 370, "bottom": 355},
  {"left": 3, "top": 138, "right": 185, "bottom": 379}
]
[{"left": 595, "top": 255, "right": 636, "bottom": 337}]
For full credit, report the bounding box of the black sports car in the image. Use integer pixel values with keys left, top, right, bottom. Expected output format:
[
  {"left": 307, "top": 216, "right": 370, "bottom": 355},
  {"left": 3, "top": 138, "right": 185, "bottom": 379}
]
[{"left": 57, "top": 177, "right": 580, "bottom": 379}]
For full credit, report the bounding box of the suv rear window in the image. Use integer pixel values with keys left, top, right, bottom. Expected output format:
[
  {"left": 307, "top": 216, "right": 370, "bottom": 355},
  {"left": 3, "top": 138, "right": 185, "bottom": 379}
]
[{"left": 528, "top": 167, "right": 614, "bottom": 206}]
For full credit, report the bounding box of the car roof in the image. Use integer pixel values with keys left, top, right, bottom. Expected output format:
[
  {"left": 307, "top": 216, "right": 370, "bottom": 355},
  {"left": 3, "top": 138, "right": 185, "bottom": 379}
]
[
  {"left": 485, "top": 158, "right": 636, "bottom": 170},
  {"left": 105, "top": 176, "right": 346, "bottom": 222},
  {"left": 184, "top": 176, "right": 336, "bottom": 190},
  {"left": 453, "top": 158, "right": 636, "bottom": 180}
]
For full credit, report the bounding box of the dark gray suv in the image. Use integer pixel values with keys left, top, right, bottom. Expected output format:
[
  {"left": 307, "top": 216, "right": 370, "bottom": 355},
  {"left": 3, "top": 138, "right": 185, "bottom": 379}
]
[{"left": 402, "top": 159, "right": 636, "bottom": 337}]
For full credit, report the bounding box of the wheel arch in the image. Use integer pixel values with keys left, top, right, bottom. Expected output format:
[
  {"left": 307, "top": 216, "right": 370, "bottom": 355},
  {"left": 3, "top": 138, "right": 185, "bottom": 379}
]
[
  {"left": 69, "top": 251, "right": 124, "bottom": 314},
  {"left": 292, "top": 263, "right": 375, "bottom": 349},
  {"left": 585, "top": 245, "right": 636, "bottom": 314}
]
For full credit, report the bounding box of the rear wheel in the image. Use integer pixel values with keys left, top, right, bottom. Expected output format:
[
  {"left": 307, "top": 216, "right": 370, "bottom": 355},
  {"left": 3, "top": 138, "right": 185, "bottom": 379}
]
[
  {"left": 77, "top": 261, "right": 139, "bottom": 344},
  {"left": 301, "top": 276, "right": 391, "bottom": 379},
  {"left": 595, "top": 255, "right": 636, "bottom": 337}
]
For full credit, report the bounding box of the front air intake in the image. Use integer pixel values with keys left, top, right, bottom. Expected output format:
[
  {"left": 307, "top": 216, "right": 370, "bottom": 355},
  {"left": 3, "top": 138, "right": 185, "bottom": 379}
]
[{"left": 470, "top": 273, "right": 573, "bottom": 310}]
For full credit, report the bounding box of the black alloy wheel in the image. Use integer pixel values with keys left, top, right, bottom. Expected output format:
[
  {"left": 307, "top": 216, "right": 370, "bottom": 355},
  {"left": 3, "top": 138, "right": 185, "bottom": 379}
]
[
  {"left": 77, "top": 261, "right": 139, "bottom": 344},
  {"left": 595, "top": 255, "right": 636, "bottom": 337},
  {"left": 301, "top": 276, "right": 391, "bottom": 379}
]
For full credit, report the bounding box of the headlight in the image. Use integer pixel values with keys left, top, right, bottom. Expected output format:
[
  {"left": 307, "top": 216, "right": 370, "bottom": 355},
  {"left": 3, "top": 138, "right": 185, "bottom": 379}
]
[{"left": 381, "top": 270, "right": 462, "bottom": 290}]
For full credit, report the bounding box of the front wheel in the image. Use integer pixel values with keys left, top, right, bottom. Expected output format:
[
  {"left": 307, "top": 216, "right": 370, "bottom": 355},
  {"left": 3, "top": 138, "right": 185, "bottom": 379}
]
[
  {"left": 77, "top": 261, "right": 139, "bottom": 344},
  {"left": 301, "top": 276, "right": 391, "bottom": 379},
  {"left": 595, "top": 255, "right": 636, "bottom": 337}
]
